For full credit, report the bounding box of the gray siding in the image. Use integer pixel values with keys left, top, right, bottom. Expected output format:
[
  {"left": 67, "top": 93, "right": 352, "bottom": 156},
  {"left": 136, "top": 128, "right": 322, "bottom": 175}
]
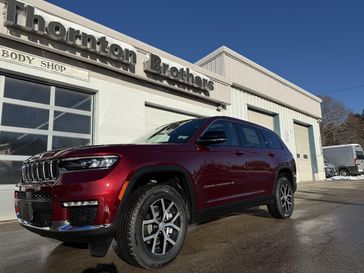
[
  {"left": 198, "top": 52, "right": 225, "bottom": 76},
  {"left": 197, "top": 47, "right": 322, "bottom": 118}
]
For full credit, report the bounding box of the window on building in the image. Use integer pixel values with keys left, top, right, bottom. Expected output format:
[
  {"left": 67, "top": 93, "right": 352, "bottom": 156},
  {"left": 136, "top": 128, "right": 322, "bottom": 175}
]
[{"left": 0, "top": 76, "right": 94, "bottom": 184}]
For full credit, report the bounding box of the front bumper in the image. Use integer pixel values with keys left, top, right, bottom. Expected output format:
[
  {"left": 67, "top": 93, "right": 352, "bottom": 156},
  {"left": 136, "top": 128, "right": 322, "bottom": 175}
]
[
  {"left": 14, "top": 167, "right": 127, "bottom": 243},
  {"left": 17, "top": 217, "right": 113, "bottom": 243}
]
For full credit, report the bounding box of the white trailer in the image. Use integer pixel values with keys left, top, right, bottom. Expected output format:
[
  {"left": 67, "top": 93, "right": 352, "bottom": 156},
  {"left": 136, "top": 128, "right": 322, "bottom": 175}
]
[{"left": 322, "top": 144, "right": 364, "bottom": 176}]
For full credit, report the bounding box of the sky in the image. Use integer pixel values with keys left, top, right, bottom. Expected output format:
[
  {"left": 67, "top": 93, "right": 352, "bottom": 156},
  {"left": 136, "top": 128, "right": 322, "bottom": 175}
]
[{"left": 47, "top": 0, "right": 364, "bottom": 114}]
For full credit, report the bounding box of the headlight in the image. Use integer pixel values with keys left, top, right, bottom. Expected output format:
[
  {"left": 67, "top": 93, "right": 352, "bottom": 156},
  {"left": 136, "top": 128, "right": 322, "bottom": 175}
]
[{"left": 59, "top": 156, "right": 119, "bottom": 171}]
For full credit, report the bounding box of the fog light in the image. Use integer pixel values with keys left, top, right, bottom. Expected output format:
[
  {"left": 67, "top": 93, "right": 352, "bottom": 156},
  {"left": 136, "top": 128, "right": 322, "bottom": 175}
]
[{"left": 62, "top": 200, "right": 98, "bottom": 207}]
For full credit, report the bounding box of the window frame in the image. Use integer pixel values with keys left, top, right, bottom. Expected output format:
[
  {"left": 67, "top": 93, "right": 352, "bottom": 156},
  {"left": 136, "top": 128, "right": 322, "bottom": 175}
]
[
  {"left": 198, "top": 119, "right": 239, "bottom": 147},
  {"left": 0, "top": 74, "right": 96, "bottom": 184}
]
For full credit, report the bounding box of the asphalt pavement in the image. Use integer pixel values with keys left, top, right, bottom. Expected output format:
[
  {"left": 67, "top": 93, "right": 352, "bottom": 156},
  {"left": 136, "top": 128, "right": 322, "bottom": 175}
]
[{"left": 1, "top": 180, "right": 364, "bottom": 273}]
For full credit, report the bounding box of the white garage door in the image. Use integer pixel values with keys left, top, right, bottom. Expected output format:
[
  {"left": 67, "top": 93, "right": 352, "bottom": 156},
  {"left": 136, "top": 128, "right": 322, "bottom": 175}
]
[
  {"left": 248, "top": 109, "right": 275, "bottom": 131},
  {"left": 294, "top": 123, "right": 313, "bottom": 181},
  {"left": 145, "top": 105, "right": 199, "bottom": 131}
]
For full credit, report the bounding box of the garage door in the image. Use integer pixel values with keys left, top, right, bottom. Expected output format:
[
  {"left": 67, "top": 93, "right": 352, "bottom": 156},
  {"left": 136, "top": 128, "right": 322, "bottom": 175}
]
[
  {"left": 145, "top": 105, "right": 200, "bottom": 131},
  {"left": 248, "top": 109, "right": 275, "bottom": 131},
  {"left": 294, "top": 123, "right": 313, "bottom": 181}
]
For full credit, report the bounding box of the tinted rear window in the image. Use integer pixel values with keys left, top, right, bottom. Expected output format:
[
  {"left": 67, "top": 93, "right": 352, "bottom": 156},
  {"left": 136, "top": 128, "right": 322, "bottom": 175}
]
[
  {"left": 234, "top": 123, "right": 265, "bottom": 148},
  {"left": 261, "top": 129, "right": 283, "bottom": 150}
]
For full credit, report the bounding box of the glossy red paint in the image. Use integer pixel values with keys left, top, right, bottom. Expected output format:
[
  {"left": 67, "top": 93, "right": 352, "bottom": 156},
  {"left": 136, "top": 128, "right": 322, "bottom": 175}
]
[{"left": 14, "top": 116, "right": 296, "bottom": 242}]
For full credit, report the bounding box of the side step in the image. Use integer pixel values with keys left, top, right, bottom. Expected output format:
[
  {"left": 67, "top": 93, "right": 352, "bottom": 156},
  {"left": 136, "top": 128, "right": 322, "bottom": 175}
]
[{"left": 89, "top": 238, "right": 113, "bottom": 257}]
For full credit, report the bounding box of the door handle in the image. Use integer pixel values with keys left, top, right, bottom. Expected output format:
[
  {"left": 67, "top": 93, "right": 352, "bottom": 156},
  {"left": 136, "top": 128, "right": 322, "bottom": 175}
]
[
  {"left": 268, "top": 152, "right": 276, "bottom": 157},
  {"left": 234, "top": 150, "right": 244, "bottom": 156}
]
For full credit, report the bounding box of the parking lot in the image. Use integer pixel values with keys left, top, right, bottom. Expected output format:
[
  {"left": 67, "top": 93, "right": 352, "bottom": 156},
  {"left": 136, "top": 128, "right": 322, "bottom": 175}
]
[{"left": 1, "top": 180, "right": 364, "bottom": 273}]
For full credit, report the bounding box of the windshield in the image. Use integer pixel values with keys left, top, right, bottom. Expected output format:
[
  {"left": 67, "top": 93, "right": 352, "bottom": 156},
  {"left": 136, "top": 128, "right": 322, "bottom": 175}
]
[{"left": 133, "top": 119, "right": 206, "bottom": 144}]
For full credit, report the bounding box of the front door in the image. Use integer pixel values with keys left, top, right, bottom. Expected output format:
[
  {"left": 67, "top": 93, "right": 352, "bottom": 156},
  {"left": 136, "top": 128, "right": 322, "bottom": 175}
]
[{"left": 195, "top": 120, "right": 247, "bottom": 209}]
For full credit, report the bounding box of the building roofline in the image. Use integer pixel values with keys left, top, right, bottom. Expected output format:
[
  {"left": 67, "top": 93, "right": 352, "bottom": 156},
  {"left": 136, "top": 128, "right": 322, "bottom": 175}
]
[
  {"left": 323, "top": 144, "right": 362, "bottom": 148},
  {"left": 196, "top": 45, "right": 322, "bottom": 103}
]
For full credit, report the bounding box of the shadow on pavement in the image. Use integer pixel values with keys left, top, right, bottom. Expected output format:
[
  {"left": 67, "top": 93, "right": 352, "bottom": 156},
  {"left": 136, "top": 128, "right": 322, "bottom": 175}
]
[
  {"left": 36, "top": 240, "right": 140, "bottom": 273},
  {"left": 62, "top": 242, "right": 89, "bottom": 249},
  {"left": 195, "top": 206, "right": 272, "bottom": 225},
  {"left": 242, "top": 207, "right": 272, "bottom": 218},
  {"left": 295, "top": 196, "right": 364, "bottom": 206},
  {"left": 83, "top": 263, "right": 118, "bottom": 273}
]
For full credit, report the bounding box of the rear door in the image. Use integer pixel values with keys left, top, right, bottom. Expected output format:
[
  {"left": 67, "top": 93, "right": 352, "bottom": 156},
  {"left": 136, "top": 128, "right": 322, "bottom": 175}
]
[
  {"left": 354, "top": 145, "right": 364, "bottom": 173},
  {"left": 233, "top": 123, "right": 275, "bottom": 198},
  {"left": 260, "top": 129, "right": 287, "bottom": 192}
]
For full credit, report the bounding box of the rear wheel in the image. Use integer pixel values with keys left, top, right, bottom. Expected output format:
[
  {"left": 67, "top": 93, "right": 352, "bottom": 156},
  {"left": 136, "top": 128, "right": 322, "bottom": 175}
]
[
  {"left": 339, "top": 168, "right": 349, "bottom": 176},
  {"left": 115, "top": 184, "right": 187, "bottom": 269},
  {"left": 267, "top": 176, "right": 294, "bottom": 219}
]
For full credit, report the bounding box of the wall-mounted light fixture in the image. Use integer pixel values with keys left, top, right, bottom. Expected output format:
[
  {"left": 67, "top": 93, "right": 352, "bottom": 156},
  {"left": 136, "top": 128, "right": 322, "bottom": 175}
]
[{"left": 217, "top": 104, "right": 225, "bottom": 112}]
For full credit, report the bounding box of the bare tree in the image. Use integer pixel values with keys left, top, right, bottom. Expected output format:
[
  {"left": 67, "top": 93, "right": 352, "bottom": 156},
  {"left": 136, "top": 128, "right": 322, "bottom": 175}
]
[
  {"left": 320, "top": 96, "right": 364, "bottom": 148},
  {"left": 342, "top": 113, "right": 364, "bottom": 147},
  {"left": 320, "top": 96, "right": 350, "bottom": 146}
]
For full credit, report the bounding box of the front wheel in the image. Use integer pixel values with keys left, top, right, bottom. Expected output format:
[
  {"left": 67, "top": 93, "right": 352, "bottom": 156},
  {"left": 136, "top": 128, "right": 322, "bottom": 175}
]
[
  {"left": 115, "top": 184, "right": 187, "bottom": 269},
  {"left": 267, "top": 176, "right": 294, "bottom": 219}
]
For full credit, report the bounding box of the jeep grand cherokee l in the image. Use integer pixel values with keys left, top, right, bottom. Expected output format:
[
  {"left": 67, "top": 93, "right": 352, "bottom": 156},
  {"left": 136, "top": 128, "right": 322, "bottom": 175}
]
[{"left": 14, "top": 116, "right": 296, "bottom": 269}]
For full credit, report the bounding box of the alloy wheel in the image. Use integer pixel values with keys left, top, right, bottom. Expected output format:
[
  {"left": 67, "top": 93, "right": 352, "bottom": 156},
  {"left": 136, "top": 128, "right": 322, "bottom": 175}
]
[
  {"left": 280, "top": 183, "right": 293, "bottom": 214},
  {"left": 142, "top": 198, "right": 181, "bottom": 255}
]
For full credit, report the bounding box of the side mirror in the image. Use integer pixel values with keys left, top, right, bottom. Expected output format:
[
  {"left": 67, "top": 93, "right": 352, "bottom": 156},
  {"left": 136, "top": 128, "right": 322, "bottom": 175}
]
[{"left": 197, "top": 130, "right": 227, "bottom": 145}]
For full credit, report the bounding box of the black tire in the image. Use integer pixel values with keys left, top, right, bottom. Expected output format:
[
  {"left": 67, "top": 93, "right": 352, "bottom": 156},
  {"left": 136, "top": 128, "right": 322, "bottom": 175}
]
[
  {"left": 339, "top": 168, "right": 349, "bottom": 176},
  {"left": 115, "top": 184, "right": 187, "bottom": 269},
  {"left": 267, "top": 176, "right": 294, "bottom": 219}
]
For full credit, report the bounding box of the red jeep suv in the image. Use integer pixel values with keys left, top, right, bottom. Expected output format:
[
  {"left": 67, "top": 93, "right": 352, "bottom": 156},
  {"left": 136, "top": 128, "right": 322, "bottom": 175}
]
[{"left": 14, "top": 116, "right": 296, "bottom": 269}]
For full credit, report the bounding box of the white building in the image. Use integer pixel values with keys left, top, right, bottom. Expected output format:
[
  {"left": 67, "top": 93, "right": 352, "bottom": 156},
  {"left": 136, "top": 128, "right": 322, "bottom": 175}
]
[{"left": 0, "top": 0, "right": 325, "bottom": 220}]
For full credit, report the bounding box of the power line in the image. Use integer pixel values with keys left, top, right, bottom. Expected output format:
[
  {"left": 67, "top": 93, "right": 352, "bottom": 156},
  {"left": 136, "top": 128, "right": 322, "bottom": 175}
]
[{"left": 319, "top": 83, "right": 364, "bottom": 96}]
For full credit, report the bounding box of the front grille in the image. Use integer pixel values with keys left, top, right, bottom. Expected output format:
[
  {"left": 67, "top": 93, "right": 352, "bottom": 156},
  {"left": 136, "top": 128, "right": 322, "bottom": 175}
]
[
  {"left": 22, "top": 160, "right": 59, "bottom": 183},
  {"left": 32, "top": 192, "right": 52, "bottom": 201},
  {"left": 68, "top": 207, "right": 98, "bottom": 227},
  {"left": 17, "top": 191, "right": 52, "bottom": 201}
]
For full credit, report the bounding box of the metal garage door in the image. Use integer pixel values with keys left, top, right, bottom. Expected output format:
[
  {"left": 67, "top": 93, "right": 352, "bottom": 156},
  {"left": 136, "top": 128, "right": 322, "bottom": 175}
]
[
  {"left": 248, "top": 109, "right": 274, "bottom": 131},
  {"left": 145, "top": 105, "right": 200, "bottom": 131},
  {"left": 294, "top": 123, "right": 313, "bottom": 181}
]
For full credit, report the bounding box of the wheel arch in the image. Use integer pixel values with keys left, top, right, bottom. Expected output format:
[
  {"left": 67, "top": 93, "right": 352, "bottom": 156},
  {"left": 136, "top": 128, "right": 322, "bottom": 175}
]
[
  {"left": 274, "top": 167, "right": 296, "bottom": 193},
  {"left": 116, "top": 165, "right": 197, "bottom": 225},
  {"left": 338, "top": 167, "right": 351, "bottom": 176}
]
